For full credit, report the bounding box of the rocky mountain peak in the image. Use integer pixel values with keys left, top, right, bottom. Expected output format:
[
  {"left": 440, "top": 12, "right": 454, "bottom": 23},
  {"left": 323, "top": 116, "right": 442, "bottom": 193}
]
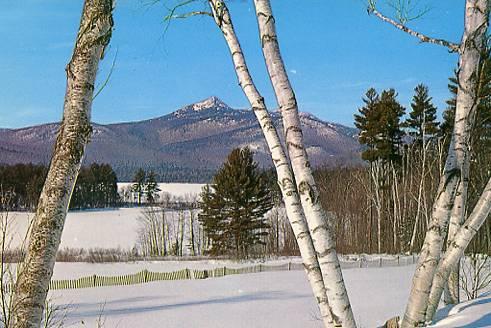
[{"left": 174, "top": 96, "right": 231, "bottom": 117}]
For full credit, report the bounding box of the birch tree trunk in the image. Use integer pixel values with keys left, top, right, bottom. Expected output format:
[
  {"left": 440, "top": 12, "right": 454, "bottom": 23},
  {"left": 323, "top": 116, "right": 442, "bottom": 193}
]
[
  {"left": 444, "top": 182, "right": 466, "bottom": 304},
  {"left": 207, "top": 1, "right": 334, "bottom": 326},
  {"left": 11, "top": 1, "right": 113, "bottom": 327},
  {"left": 425, "top": 176, "right": 491, "bottom": 321},
  {"left": 252, "top": 1, "right": 355, "bottom": 326},
  {"left": 402, "top": 1, "right": 489, "bottom": 326}
]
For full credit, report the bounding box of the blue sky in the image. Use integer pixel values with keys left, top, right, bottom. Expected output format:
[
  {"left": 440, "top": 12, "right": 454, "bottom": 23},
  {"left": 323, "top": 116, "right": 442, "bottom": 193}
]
[{"left": 0, "top": 0, "right": 462, "bottom": 128}]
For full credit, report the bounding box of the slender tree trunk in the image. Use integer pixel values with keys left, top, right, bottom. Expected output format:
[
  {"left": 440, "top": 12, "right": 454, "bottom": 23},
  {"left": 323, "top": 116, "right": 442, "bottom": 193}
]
[
  {"left": 444, "top": 182, "right": 465, "bottom": 304},
  {"left": 402, "top": 1, "right": 489, "bottom": 326},
  {"left": 252, "top": 1, "right": 355, "bottom": 326},
  {"left": 207, "top": 1, "right": 334, "bottom": 326},
  {"left": 11, "top": 1, "right": 113, "bottom": 327},
  {"left": 189, "top": 210, "right": 196, "bottom": 256},
  {"left": 425, "top": 176, "right": 491, "bottom": 321},
  {"left": 162, "top": 208, "right": 167, "bottom": 256}
]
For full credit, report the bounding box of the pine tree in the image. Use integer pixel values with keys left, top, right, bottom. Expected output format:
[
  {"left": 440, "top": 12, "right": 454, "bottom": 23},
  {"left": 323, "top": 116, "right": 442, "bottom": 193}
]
[
  {"left": 354, "top": 88, "right": 405, "bottom": 164},
  {"left": 145, "top": 170, "right": 161, "bottom": 204},
  {"left": 199, "top": 147, "right": 273, "bottom": 258},
  {"left": 405, "top": 84, "right": 439, "bottom": 144},
  {"left": 378, "top": 89, "right": 406, "bottom": 164},
  {"left": 354, "top": 88, "right": 381, "bottom": 162},
  {"left": 131, "top": 168, "right": 146, "bottom": 205}
]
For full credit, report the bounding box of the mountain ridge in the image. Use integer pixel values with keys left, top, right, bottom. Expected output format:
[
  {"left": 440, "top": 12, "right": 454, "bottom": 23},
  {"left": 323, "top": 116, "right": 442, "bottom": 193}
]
[{"left": 0, "top": 97, "right": 361, "bottom": 182}]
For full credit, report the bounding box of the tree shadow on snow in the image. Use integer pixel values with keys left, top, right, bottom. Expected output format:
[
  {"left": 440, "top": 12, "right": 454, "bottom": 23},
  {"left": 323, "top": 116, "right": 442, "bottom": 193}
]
[
  {"left": 454, "top": 313, "right": 491, "bottom": 328},
  {"left": 65, "top": 290, "right": 306, "bottom": 319}
]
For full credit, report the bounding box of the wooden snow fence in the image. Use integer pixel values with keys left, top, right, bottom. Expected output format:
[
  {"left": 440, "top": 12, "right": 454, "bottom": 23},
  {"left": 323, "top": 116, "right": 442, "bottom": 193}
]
[
  {"left": 48, "top": 263, "right": 295, "bottom": 290},
  {"left": 46, "top": 255, "right": 418, "bottom": 291}
]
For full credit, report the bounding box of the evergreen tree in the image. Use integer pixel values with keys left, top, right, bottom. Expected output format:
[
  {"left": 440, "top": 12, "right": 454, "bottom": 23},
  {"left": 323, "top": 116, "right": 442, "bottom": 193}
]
[
  {"left": 354, "top": 88, "right": 405, "bottom": 163},
  {"left": 131, "top": 168, "right": 146, "bottom": 205},
  {"left": 354, "top": 88, "right": 381, "bottom": 162},
  {"left": 199, "top": 147, "right": 273, "bottom": 258},
  {"left": 377, "top": 89, "right": 406, "bottom": 164},
  {"left": 145, "top": 170, "right": 161, "bottom": 204},
  {"left": 405, "top": 84, "right": 439, "bottom": 144}
]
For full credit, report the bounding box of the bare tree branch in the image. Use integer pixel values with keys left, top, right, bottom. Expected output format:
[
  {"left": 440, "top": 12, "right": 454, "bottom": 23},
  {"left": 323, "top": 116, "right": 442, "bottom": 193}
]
[
  {"left": 368, "top": 2, "right": 461, "bottom": 52},
  {"left": 166, "top": 11, "right": 212, "bottom": 20}
]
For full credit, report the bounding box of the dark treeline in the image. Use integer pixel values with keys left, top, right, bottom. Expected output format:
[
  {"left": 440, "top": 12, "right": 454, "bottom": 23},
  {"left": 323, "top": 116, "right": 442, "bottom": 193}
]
[
  {"left": 70, "top": 163, "right": 119, "bottom": 209},
  {"left": 113, "top": 162, "right": 215, "bottom": 183},
  {"left": 0, "top": 164, "right": 46, "bottom": 210},
  {"left": 0, "top": 163, "right": 119, "bottom": 210}
]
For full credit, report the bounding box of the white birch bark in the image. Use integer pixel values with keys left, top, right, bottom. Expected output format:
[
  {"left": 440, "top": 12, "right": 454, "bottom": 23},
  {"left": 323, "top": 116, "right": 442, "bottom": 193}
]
[
  {"left": 207, "top": 1, "right": 334, "bottom": 326},
  {"left": 444, "top": 182, "right": 466, "bottom": 304},
  {"left": 401, "top": 1, "right": 489, "bottom": 326},
  {"left": 425, "top": 176, "right": 491, "bottom": 321},
  {"left": 252, "top": 1, "right": 355, "bottom": 326},
  {"left": 11, "top": 1, "right": 113, "bottom": 327}
]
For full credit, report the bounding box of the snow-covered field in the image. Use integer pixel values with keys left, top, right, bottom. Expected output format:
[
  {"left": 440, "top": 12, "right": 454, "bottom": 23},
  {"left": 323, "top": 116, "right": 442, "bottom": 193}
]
[
  {"left": 7, "top": 208, "right": 143, "bottom": 249},
  {"left": 117, "top": 183, "right": 204, "bottom": 203},
  {"left": 4, "top": 207, "right": 489, "bottom": 327},
  {"left": 47, "top": 261, "right": 491, "bottom": 328},
  {"left": 48, "top": 262, "right": 414, "bottom": 328}
]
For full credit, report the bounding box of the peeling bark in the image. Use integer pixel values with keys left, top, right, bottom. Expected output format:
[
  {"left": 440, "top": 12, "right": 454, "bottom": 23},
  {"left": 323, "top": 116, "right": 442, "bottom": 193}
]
[
  {"left": 401, "top": 1, "right": 489, "bottom": 326},
  {"left": 252, "top": 0, "right": 355, "bottom": 326},
  {"left": 11, "top": 1, "right": 114, "bottom": 327},
  {"left": 425, "top": 176, "right": 491, "bottom": 321},
  {"left": 207, "top": 1, "right": 334, "bottom": 326}
]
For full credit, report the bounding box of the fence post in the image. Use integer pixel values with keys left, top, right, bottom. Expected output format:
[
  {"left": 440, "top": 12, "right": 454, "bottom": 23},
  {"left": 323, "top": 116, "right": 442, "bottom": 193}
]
[
  {"left": 223, "top": 266, "right": 226, "bottom": 276},
  {"left": 379, "top": 258, "right": 382, "bottom": 267},
  {"left": 92, "top": 274, "right": 97, "bottom": 287},
  {"left": 397, "top": 255, "right": 400, "bottom": 266},
  {"left": 259, "top": 264, "right": 262, "bottom": 272},
  {"left": 143, "top": 269, "right": 148, "bottom": 283},
  {"left": 359, "top": 257, "right": 362, "bottom": 268},
  {"left": 288, "top": 262, "right": 291, "bottom": 271}
]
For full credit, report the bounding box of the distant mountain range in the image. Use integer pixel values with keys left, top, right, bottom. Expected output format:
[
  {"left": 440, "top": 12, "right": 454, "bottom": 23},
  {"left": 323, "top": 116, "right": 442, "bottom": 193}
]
[{"left": 0, "top": 97, "right": 361, "bottom": 182}]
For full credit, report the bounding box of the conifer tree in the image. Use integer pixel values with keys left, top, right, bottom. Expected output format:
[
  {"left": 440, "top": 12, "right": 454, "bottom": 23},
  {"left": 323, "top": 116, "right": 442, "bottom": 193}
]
[
  {"left": 199, "top": 147, "right": 273, "bottom": 258},
  {"left": 405, "top": 84, "right": 439, "bottom": 144},
  {"left": 131, "top": 168, "right": 146, "bottom": 205},
  {"left": 145, "top": 170, "right": 161, "bottom": 204},
  {"left": 377, "top": 89, "right": 406, "bottom": 164},
  {"left": 355, "top": 88, "right": 405, "bottom": 164},
  {"left": 354, "top": 88, "right": 381, "bottom": 162}
]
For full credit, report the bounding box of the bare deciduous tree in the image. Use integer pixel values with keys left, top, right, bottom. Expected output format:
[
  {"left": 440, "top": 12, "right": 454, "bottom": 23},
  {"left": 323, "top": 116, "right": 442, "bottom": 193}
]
[
  {"left": 252, "top": 0, "right": 355, "bottom": 326},
  {"left": 11, "top": 1, "right": 114, "bottom": 326},
  {"left": 205, "top": 1, "right": 336, "bottom": 325},
  {"left": 369, "top": 0, "right": 490, "bottom": 326}
]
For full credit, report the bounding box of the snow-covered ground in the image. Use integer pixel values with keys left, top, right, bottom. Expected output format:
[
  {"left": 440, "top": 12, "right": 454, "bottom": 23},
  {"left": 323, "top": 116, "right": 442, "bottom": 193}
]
[
  {"left": 4, "top": 206, "right": 489, "bottom": 327},
  {"left": 7, "top": 208, "right": 143, "bottom": 249},
  {"left": 46, "top": 261, "right": 491, "bottom": 327},
  {"left": 431, "top": 292, "right": 491, "bottom": 327},
  {"left": 118, "top": 183, "right": 204, "bottom": 203},
  {"left": 48, "top": 263, "right": 415, "bottom": 328}
]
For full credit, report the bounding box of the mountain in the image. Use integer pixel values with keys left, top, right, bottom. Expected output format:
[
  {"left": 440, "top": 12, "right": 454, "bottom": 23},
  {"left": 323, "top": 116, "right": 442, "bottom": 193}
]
[{"left": 0, "top": 96, "right": 361, "bottom": 182}]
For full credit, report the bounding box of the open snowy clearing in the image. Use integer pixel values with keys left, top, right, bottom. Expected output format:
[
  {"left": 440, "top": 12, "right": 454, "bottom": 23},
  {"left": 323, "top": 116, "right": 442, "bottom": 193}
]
[
  {"left": 8, "top": 208, "right": 143, "bottom": 249},
  {"left": 6, "top": 208, "right": 490, "bottom": 326},
  {"left": 47, "top": 262, "right": 491, "bottom": 328},
  {"left": 117, "top": 183, "right": 204, "bottom": 202},
  {"left": 49, "top": 264, "right": 415, "bottom": 328}
]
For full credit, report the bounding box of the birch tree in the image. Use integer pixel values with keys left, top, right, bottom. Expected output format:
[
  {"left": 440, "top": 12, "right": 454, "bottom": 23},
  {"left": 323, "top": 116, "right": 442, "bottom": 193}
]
[
  {"left": 11, "top": 1, "right": 114, "bottom": 327},
  {"left": 204, "top": 1, "right": 335, "bottom": 325},
  {"left": 252, "top": 1, "right": 355, "bottom": 326},
  {"left": 368, "top": 1, "right": 489, "bottom": 326},
  {"left": 425, "top": 176, "right": 491, "bottom": 320}
]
